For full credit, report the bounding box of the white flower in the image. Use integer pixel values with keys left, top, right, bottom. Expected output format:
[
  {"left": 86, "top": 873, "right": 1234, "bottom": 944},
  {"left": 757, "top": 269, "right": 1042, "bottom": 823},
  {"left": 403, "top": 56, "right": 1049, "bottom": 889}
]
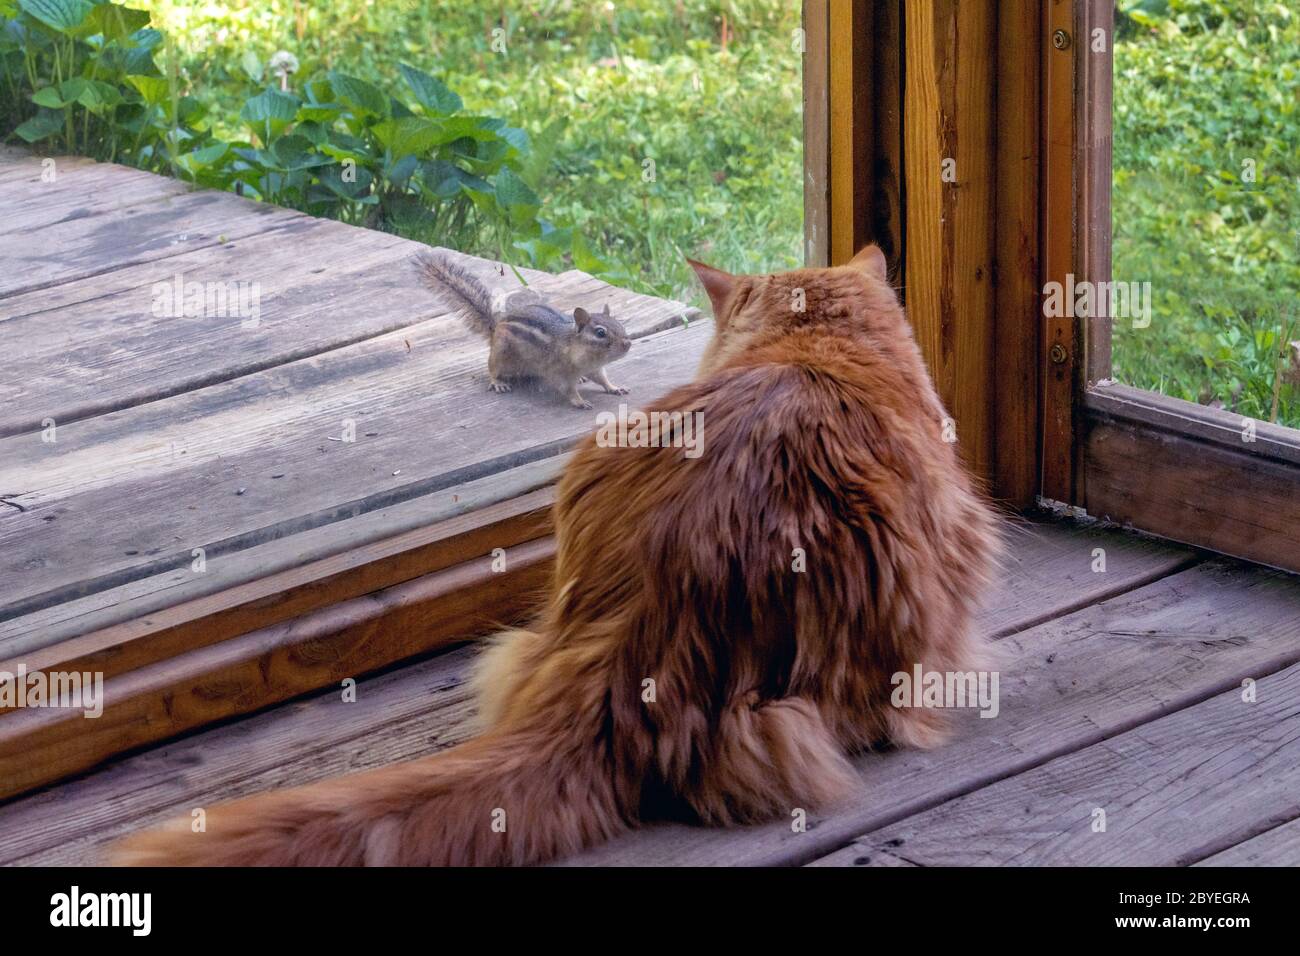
[{"left": 268, "top": 51, "right": 300, "bottom": 78}]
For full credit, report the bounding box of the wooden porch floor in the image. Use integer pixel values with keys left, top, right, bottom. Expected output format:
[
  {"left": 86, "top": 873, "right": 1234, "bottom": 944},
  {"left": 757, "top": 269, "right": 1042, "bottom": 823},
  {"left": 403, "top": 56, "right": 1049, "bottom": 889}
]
[
  {"left": 2, "top": 150, "right": 1298, "bottom": 866},
  {"left": 2, "top": 516, "right": 1297, "bottom": 866}
]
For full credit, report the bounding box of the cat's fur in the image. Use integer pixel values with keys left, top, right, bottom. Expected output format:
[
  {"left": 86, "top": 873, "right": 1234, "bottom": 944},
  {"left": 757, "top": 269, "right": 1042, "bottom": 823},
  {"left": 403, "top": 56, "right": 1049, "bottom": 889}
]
[{"left": 110, "top": 246, "right": 1000, "bottom": 866}]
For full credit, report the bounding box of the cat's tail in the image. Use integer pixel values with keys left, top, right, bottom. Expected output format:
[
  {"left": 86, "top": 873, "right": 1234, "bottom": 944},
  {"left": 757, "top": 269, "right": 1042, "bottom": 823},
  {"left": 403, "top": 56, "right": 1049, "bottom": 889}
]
[{"left": 107, "top": 717, "right": 626, "bottom": 867}]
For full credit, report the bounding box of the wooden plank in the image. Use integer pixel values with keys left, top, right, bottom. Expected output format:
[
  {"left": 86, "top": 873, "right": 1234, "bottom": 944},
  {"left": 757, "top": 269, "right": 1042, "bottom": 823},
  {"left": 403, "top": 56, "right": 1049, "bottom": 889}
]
[
  {"left": 904, "top": 0, "right": 998, "bottom": 483},
  {"left": 0, "top": 536, "right": 555, "bottom": 800},
  {"left": 1195, "top": 818, "right": 1300, "bottom": 867},
  {"left": 0, "top": 155, "right": 175, "bottom": 234},
  {"left": 1079, "top": 0, "right": 1114, "bottom": 386},
  {"left": 0, "top": 319, "right": 712, "bottom": 637},
  {"left": 0, "top": 485, "right": 1191, "bottom": 703},
  {"left": 982, "top": 518, "right": 1198, "bottom": 636},
  {"left": 827, "top": 0, "right": 867, "bottom": 266},
  {"left": 1, "top": 231, "right": 689, "bottom": 439},
  {"left": 993, "top": 0, "right": 1042, "bottom": 508},
  {"left": 1082, "top": 407, "right": 1300, "bottom": 575},
  {"left": 0, "top": 455, "right": 566, "bottom": 658},
  {"left": 827, "top": 0, "right": 903, "bottom": 274},
  {"left": 812, "top": 660, "right": 1300, "bottom": 866},
  {"left": 801, "top": 0, "right": 830, "bottom": 267},
  {"left": 0, "top": 150, "right": 94, "bottom": 184},
  {"left": 569, "top": 558, "right": 1297, "bottom": 865},
  {"left": 1040, "top": 0, "right": 1078, "bottom": 503},
  {"left": 0, "top": 181, "right": 303, "bottom": 299},
  {"left": 870, "top": 1, "right": 904, "bottom": 274},
  {"left": 0, "top": 643, "right": 483, "bottom": 866},
  {"left": 0, "top": 520, "right": 1202, "bottom": 864},
  {"left": 0, "top": 481, "right": 555, "bottom": 690},
  {"left": 1087, "top": 383, "right": 1300, "bottom": 466},
  {"left": 0, "top": 220, "right": 428, "bottom": 435}
]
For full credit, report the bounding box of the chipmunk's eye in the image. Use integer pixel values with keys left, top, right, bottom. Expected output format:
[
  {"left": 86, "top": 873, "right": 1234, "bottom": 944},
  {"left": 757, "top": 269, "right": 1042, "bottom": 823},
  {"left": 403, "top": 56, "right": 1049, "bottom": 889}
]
[{"left": 594, "top": 326, "right": 607, "bottom": 339}]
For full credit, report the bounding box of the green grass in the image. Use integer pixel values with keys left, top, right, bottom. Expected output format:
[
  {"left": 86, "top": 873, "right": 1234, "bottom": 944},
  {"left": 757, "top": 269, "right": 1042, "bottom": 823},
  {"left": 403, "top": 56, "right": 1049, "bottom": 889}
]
[
  {"left": 1112, "top": 0, "right": 1299, "bottom": 426},
  {"left": 144, "top": 0, "right": 805, "bottom": 306}
]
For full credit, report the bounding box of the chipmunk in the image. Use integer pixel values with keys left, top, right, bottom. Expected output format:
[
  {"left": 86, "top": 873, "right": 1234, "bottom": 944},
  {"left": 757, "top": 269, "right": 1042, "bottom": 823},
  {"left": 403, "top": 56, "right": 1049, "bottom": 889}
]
[{"left": 415, "top": 248, "right": 631, "bottom": 409}]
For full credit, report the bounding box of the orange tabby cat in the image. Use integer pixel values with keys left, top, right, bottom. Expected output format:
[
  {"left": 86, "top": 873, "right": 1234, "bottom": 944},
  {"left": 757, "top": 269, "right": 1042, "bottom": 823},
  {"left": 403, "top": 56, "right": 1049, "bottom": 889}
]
[{"left": 111, "top": 245, "right": 999, "bottom": 866}]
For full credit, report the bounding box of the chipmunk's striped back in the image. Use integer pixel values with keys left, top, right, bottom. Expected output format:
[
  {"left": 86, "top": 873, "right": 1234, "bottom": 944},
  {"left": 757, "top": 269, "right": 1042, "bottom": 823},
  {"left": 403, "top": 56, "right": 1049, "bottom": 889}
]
[{"left": 413, "top": 247, "right": 631, "bottom": 407}]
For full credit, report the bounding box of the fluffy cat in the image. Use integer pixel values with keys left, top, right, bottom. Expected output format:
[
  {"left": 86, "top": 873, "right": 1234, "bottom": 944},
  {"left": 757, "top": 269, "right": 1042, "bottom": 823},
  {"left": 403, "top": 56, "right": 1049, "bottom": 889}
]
[{"left": 111, "top": 245, "right": 1000, "bottom": 866}]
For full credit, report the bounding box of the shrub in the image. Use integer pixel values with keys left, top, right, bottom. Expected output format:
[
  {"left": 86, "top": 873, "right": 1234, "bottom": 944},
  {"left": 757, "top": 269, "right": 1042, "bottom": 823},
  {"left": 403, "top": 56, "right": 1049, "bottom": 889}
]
[{"left": 0, "top": 0, "right": 581, "bottom": 268}]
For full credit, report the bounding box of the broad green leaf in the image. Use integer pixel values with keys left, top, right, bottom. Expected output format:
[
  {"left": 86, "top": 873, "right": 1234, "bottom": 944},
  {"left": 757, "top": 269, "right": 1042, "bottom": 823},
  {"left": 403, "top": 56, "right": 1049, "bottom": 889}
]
[
  {"left": 62, "top": 77, "right": 123, "bottom": 112},
  {"left": 240, "top": 51, "right": 263, "bottom": 83},
  {"left": 386, "top": 153, "right": 418, "bottom": 186},
  {"left": 327, "top": 71, "right": 389, "bottom": 118},
  {"left": 18, "top": 0, "right": 92, "bottom": 32},
  {"left": 76, "top": 3, "right": 150, "bottom": 41},
  {"left": 494, "top": 166, "right": 539, "bottom": 211},
  {"left": 31, "top": 84, "right": 66, "bottom": 108},
  {"left": 399, "top": 63, "right": 462, "bottom": 114},
  {"left": 314, "top": 163, "right": 374, "bottom": 200},
  {"left": 126, "top": 74, "right": 168, "bottom": 106},
  {"left": 419, "top": 159, "right": 487, "bottom": 200},
  {"left": 271, "top": 134, "right": 332, "bottom": 171},
  {"left": 240, "top": 87, "right": 300, "bottom": 141},
  {"left": 571, "top": 233, "right": 611, "bottom": 274},
  {"left": 14, "top": 109, "right": 63, "bottom": 141},
  {"left": 130, "top": 26, "right": 162, "bottom": 49},
  {"left": 296, "top": 102, "right": 343, "bottom": 123},
  {"left": 435, "top": 115, "right": 503, "bottom": 143},
  {"left": 370, "top": 116, "right": 440, "bottom": 156},
  {"left": 175, "top": 142, "right": 229, "bottom": 177}
]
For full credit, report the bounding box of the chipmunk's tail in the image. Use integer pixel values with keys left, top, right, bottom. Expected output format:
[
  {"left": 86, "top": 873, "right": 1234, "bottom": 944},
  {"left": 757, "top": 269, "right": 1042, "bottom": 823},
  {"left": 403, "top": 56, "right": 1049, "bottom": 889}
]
[
  {"left": 414, "top": 247, "right": 499, "bottom": 336},
  {"left": 108, "top": 717, "right": 628, "bottom": 866}
]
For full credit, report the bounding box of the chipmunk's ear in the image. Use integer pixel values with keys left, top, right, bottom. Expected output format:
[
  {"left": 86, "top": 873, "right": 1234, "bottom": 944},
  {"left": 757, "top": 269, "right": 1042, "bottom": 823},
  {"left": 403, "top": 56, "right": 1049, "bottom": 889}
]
[
  {"left": 573, "top": 307, "right": 591, "bottom": 328},
  {"left": 601, "top": 302, "right": 611, "bottom": 317},
  {"left": 847, "top": 244, "right": 888, "bottom": 282},
  {"left": 686, "top": 258, "right": 735, "bottom": 319}
]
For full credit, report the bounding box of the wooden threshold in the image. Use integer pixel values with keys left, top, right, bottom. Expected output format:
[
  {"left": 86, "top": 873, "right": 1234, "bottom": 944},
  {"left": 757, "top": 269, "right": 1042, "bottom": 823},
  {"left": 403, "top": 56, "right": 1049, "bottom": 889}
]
[
  {"left": 0, "top": 476, "right": 559, "bottom": 695},
  {"left": 1083, "top": 383, "right": 1300, "bottom": 574},
  {"left": 0, "top": 535, "right": 556, "bottom": 800}
]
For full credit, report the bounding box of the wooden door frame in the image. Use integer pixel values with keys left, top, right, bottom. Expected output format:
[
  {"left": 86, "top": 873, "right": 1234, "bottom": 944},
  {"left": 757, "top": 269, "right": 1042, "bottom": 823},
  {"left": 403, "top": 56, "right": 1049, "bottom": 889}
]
[
  {"left": 811, "top": 0, "right": 1300, "bottom": 571},
  {"left": 809, "top": 0, "right": 1040, "bottom": 509}
]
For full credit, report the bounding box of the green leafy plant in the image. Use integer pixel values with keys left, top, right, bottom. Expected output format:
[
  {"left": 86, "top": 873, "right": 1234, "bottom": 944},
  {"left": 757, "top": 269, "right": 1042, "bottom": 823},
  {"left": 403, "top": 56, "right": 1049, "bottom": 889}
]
[
  {"left": 0, "top": 0, "right": 585, "bottom": 267},
  {"left": 1112, "top": 0, "right": 1300, "bottom": 426}
]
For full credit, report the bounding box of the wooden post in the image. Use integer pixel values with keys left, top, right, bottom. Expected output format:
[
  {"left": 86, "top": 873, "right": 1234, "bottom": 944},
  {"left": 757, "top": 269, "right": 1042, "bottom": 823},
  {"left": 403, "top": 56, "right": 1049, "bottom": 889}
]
[
  {"left": 802, "top": 0, "right": 830, "bottom": 267},
  {"left": 994, "top": 0, "right": 1044, "bottom": 508},
  {"left": 904, "top": 0, "right": 998, "bottom": 485},
  {"left": 824, "top": 0, "right": 903, "bottom": 277}
]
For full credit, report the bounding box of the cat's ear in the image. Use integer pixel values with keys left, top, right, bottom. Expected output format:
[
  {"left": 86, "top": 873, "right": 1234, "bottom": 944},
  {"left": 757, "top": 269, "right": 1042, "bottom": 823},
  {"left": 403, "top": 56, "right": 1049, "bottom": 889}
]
[
  {"left": 848, "top": 244, "right": 888, "bottom": 282},
  {"left": 686, "top": 258, "right": 736, "bottom": 318},
  {"left": 574, "top": 307, "right": 591, "bottom": 328}
]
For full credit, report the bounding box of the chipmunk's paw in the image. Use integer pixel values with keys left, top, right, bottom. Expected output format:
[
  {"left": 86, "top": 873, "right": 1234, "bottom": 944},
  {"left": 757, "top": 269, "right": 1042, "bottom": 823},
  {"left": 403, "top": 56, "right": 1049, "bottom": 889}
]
[
  {"left": 569, "top": 397, "right": 593, "bottom": 410},
  {"left": 489, "top": 381, "right": 512, "bottom": 393},
  {"left": 576, "top": 376, "right": 589, "bottom": 384},
  {"left": 605, "top": 384, "right": 630, "bottom": 395}
]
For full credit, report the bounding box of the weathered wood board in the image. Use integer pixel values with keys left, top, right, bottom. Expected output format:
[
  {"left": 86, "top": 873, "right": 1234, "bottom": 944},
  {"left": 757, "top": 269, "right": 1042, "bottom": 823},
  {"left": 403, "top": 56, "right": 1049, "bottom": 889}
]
[
  {"left": 570, "top": 559, "right": 1300, "bottom": 866},
  {"left": 0, "top": 520, "right": 1229, "bottom": 866},
  {"left": 0, "top": 151, "right": 701, "bottom": 662},
  {"left": 812, "top": 662, "right": 1300, "bottom": 866}
]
